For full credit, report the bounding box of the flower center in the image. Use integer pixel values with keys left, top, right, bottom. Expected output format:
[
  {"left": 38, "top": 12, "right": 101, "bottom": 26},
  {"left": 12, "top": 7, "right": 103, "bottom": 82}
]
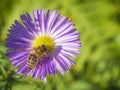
[{"left": 32, "top": 35, "right": 55, "bottom": 53}]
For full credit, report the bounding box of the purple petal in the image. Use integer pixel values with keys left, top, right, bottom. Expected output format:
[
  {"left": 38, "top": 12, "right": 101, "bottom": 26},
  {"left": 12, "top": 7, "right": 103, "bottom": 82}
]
[
  {"left": 54, "top": 56, "right": 68, "bottom": 72},
  {"left": 46, "top": 10, "right": 58, "bottom": 33},
  {"left": 20, "top": 15, "right": 35, "bottom": 35},
  {"left": 25, "top": 69, "right": 32, "bottom": 78},
  {"left": 12, "top": 55, "right": 28, "bottom": 67},
  {"left": 17, "top": 63, "right": 27, "bottom": 75},
  {"left": 39, "top": 9, "right": 45, "bottom": 34},
  {"left": 32, "top": 66, "right": 39, "bottom": 79}
]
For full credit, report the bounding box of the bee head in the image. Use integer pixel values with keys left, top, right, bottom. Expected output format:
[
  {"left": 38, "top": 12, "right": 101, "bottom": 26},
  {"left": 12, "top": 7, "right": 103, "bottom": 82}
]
[{"left": 41, "top": 44, "right": 47, "bottom": 52}]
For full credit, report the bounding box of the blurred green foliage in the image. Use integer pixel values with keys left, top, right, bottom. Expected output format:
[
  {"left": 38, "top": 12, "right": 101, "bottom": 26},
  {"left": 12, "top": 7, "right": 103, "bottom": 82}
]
[{"left": 0, "top": 0, "right": 120, "bottom": 90}]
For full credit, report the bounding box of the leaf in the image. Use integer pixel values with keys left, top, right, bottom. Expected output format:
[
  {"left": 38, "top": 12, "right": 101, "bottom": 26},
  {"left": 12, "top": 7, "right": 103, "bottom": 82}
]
[{"left": 0, "top": 64, "right": 7, "bottom": 78}]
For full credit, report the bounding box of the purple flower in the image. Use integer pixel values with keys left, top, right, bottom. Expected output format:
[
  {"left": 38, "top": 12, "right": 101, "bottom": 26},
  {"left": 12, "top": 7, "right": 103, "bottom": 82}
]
[{"left": 6, "top": 9, "right": 81, "bottom": 83}]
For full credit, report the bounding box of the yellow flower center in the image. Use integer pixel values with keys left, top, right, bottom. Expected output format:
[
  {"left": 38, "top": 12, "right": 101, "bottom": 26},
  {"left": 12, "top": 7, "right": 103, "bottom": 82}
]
[{"left": 32, "top": 35, "right": 55, "bottom": 53}]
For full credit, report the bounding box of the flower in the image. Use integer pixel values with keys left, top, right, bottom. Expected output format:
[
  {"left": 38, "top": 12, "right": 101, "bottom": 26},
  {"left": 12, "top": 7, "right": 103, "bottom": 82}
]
[{"left": 6, "top": 9, "right": 81, "bottom": 83}]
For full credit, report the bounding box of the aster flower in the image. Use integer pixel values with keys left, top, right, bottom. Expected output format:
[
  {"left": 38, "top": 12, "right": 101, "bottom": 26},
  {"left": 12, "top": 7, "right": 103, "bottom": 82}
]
[{"left": 6, "top": 9, "right": 81, "bottom": 83}]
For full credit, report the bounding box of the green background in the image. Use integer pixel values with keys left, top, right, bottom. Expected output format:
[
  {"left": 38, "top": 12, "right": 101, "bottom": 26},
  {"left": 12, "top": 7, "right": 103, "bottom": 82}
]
[{"left": 0, "top": 0, "right": 120, "bottom": 90}]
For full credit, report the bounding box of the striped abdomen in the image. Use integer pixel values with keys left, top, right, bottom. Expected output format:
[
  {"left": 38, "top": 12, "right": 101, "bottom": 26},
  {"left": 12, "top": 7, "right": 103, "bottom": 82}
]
[{"left": 27, "top": 53, "right": 39, "bottom": 69}]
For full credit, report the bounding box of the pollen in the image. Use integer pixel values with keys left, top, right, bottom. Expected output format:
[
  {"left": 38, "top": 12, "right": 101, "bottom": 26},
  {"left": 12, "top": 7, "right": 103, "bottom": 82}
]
[{"left": 33, "top": 35, "right": 55, "bottom": 53}]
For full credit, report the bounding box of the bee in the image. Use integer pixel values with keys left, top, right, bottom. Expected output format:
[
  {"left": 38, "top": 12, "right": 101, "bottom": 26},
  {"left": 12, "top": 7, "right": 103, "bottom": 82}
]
[
  {"left": 27, "top": 52, "right": 39, "bottom": 69},
  {"left": 27, "top": 44, "right": 48, "bottom": 69}
]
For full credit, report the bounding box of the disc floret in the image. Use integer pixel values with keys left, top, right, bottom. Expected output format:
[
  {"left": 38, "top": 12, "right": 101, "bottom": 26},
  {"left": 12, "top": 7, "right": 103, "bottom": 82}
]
[{"left": 33, "top": 35, "right": 55, "bottom": 53}]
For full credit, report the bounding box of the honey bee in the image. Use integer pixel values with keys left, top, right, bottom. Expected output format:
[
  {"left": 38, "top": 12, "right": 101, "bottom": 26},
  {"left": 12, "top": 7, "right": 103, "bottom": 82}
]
[
  {"left": 27, "top": 52, "right": 39, "bottom": 69},
  {"left": 27, "top": 44, "right": 48, "bottom": 69}
]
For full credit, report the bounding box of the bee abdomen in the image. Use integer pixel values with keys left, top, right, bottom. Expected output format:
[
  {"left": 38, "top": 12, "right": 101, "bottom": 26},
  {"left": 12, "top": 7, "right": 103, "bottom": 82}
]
[
  {"left": 27, "top": 60, "right": 38, "bottom": 69},
  {"left": 27, "top": 54, "right": 38, "bottom": 69}
]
